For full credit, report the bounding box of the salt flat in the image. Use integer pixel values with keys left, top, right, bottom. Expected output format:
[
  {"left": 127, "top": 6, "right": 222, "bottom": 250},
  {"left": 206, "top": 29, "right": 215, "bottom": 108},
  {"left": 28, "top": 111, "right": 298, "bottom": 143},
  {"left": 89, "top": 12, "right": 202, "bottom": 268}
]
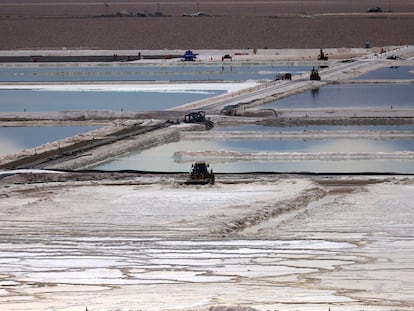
[
  {"left": 0, "top": 45, "right": 413, "bottom": 310},
  {"left": 0, "top": 174, "right": 413, "bottom": 310}
]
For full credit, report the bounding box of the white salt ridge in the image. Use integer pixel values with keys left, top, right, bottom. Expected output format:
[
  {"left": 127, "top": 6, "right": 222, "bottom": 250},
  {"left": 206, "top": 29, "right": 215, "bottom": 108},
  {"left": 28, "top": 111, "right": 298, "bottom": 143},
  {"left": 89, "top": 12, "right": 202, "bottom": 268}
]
[
  {"left": 174, "top": 150, "right": 414, "bottom": 162},
  {"left": 0, "top": 82, "right": 257, "bottom": 93}
]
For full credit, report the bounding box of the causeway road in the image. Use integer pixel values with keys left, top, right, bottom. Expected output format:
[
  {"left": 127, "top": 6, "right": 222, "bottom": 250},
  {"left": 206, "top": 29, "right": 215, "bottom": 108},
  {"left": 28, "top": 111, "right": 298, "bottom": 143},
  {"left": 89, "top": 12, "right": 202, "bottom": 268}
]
[{"left": 171, "top": 45, "right": 414, "bottom": 113}]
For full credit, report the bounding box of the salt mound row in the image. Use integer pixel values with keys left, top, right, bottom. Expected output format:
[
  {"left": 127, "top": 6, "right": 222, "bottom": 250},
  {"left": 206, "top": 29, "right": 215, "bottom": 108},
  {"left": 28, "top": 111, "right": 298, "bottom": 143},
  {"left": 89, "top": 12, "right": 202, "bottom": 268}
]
[{"left": 173, "top": 150, "right": 414, "bottom": 163}]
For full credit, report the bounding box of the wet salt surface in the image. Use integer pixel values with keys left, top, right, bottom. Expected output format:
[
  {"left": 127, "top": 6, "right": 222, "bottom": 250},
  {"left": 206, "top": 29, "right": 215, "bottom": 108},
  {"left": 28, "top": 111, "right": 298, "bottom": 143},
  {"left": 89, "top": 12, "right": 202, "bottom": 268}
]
[
  {"left": 1, "top": 179, "right": 413, "bottom": 310},
  {"left": 0, "top": 126, "right": 100, "bottom": 156},
  {"left": 0, "top": 239, "right": 354, "bottom": 285}
]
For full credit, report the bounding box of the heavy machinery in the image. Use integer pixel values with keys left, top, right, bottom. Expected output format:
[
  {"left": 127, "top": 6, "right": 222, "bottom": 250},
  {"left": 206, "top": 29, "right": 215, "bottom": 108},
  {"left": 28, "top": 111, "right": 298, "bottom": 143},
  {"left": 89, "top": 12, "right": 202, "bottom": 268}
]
[
  {"left": 185, "top": 161, "right": 215, "bottom": 185},
  {"left": 182, "top": 50, "right": 197, "bottom": 61},
  {"left": 318, "top": 49, "right": 328, "bottom": 61},
  {"left": 310, "top": 67, "right": 321, "bottom": 81},
  {"left": 184, "top": 111, "right": 214, "bottom": 129},
  {"left": 275, "top": 72, "right": 292, "bottom": 80},
  {"left": 184, "top": 111, "right": 207, "bottom": 123}
]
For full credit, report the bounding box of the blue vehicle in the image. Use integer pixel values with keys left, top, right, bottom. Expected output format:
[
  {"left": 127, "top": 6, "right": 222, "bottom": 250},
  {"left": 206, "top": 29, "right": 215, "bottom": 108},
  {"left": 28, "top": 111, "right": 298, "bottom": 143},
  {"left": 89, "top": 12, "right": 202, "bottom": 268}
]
[{"left": 182, "top": 50, "right": 197, "bottom": 61}]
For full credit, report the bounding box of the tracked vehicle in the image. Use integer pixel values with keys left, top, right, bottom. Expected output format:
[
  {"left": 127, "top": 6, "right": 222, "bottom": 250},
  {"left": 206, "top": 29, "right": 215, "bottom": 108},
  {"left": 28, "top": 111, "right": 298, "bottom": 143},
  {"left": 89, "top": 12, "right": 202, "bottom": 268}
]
[
  {"left": 185, "top": 161, "right": 215, "bottom": 185},
  {"left": 310, "top": 67, "right": 321, "bottom": 80}
]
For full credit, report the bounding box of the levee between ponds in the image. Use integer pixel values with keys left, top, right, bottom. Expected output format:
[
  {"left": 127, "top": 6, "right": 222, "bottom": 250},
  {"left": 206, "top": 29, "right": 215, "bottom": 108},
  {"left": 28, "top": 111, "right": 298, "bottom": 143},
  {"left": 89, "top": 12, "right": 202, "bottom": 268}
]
[{"left": 0, "top": 120, "right": 203, "bottom": 171}]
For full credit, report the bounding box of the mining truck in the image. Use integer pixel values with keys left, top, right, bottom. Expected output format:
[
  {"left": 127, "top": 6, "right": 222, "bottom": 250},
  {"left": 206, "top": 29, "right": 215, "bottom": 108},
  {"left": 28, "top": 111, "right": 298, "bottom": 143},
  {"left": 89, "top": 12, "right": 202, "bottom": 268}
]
[
  {"left": 185, "top": 161, "right": 215, "bottom": 185},
  {"left": 310, "top": 67, "right": 321, "bottom": 81}
]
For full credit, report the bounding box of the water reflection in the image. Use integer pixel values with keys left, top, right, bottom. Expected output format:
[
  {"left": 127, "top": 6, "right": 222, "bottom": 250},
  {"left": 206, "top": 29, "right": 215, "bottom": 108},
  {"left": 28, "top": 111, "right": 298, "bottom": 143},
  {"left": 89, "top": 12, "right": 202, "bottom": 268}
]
[{"left": 92, "top": 135, "right": 414, "bottom": 174}]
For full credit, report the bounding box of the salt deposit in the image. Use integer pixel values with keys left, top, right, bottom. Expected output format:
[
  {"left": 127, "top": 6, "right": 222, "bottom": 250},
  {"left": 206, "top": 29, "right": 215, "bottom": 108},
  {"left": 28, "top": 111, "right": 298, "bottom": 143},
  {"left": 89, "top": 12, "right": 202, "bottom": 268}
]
[{"left": 0, "top": 175, "right": 413, "bottom": 310}]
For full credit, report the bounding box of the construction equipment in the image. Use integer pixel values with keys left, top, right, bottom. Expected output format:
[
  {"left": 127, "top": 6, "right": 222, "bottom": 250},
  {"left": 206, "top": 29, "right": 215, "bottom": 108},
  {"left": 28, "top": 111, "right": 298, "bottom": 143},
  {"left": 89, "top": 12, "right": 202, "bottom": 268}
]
[
  {"left": 318, "top": 49, "right": 328, "bottom": 60},
  {"left": 186, "top": 161, "right": 215, "bottom": 185},
  {"left": 184, "top": 111, "right": 206, "bottom": 123},
  {"left": 221, "top": 104, "right": 241, "bottom": 116},
  {"left": 275, "top": 72, "right": 292, "bottom": 80},
  {"left": 310, "top": 67, "right": 321, "bottom": 81},
  {"left": 184, "top": 111, "right": 214, "bottom": 129},
  {"left": 368, "top": 6, "right": 382, "bottom": 12},
  {"left": 182, "top": 50, "right": 197, "bottom": 61}
]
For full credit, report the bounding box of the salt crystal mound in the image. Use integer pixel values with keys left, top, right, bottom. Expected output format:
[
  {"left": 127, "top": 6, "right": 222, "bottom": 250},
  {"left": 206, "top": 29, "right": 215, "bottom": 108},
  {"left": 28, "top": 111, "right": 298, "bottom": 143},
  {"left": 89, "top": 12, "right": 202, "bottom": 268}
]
[
  {"left": 173, "top": 150, "right": 414, "bottom": 163},
  {"left": 0, "top": 82, "right": 257, "bottom": 94}
]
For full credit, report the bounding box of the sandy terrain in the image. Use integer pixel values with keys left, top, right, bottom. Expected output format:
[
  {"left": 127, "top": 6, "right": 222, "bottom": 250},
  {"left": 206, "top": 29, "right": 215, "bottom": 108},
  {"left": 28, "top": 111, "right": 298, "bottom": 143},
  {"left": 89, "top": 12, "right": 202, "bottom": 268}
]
[
  {"left": 0, "top": 0, "right": 413, "bottom": 50},
  {"left": 0, "top": 172, "right": 413, "bottom": 310}
]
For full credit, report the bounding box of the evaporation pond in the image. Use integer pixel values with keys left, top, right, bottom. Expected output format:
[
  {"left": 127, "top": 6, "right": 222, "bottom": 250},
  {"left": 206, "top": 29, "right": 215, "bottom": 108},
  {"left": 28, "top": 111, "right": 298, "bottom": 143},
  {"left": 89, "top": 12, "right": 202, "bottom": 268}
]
[
  {"left": 0, "top": 64, "right": 313, "bottom": 82},
  {"left": 0, "top": 89, "right": 225, "bottom": 112},
  {"left": 257, "top": 84, "right": 414, "bottom": 109},
  {"left": 92, "top": 125, "right": 414, "bottom": 174},
  {"left": 354, "top": 66, "right": 414, "bottom": 80},
  {"left": 0, "top": 126, "right": 100, "bottom": 156}
]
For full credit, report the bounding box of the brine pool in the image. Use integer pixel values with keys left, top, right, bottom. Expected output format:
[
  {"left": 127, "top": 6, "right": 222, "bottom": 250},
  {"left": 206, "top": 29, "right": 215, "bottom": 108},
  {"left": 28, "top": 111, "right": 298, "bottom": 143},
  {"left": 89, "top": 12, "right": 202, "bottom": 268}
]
[
  {"left": 0, "top": 63, "right": 312, "bottom": 82},
  {"left": 257, "top": 84, "right": 414, "bottom": 110},
  {"left": 1, "top": 64, "right": 413, "bottom": 173},
  {"left": 92, "top": 125, "right": 414, "bottom": 174},
  {"left": 0, "top": 126, "right": 100, "bottom": 156},
  {"left": 0, "top": 88, "right": 227, "bottom": 112}
]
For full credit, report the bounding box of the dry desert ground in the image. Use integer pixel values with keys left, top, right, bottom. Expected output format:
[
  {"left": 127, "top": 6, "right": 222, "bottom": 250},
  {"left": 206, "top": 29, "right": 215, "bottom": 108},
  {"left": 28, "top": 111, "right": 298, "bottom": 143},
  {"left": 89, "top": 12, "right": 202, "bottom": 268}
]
[{"left": 0, "top": 0, "right": 413, "bottom": 50}]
